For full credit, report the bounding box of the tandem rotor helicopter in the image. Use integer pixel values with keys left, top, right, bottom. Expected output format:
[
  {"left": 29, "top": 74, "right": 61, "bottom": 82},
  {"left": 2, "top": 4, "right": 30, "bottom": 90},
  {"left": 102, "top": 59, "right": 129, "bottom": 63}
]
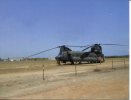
[{"left": 26, "top": 44, "right": 127, "bottom": 65}]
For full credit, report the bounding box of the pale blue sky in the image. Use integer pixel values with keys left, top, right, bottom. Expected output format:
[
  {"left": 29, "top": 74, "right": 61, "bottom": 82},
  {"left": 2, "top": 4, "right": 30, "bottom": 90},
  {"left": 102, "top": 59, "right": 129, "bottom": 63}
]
[{"left": 0, "top": 0, "right": 129, "bottom": 58}]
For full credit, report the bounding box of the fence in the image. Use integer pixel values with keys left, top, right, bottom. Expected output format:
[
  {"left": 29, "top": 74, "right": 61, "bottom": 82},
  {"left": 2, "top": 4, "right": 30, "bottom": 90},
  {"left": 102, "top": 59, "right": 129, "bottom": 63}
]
[{"left": 42, "top": 58, "right": 129, "bottom": 80}]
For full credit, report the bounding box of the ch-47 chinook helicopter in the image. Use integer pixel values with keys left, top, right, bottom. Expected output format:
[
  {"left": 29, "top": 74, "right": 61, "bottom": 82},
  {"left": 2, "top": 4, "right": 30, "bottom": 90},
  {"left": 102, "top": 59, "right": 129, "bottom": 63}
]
[
  {"left": 27, "top": 44, "right": 127, "bottom": 65},
  {"left": 55, "top": 44, "right": 104, "bottom": 65}
]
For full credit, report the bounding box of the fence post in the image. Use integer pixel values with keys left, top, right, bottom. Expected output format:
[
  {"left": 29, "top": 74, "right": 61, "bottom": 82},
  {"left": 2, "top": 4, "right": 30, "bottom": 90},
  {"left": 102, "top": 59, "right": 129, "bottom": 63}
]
[
  {"left": 75, "top": 64, "right": 77, "bottom": 76},
  {"left": 124, "top": 59, "right": 126, "bottom": 68},
  {"left": 112, "top": 59, "right": 114, "bottom": 69},
  {"left": 96, "top": 61, "right": 97, "bottom": 69},
  {"left": 43, "top": 64, "right": 45, "bottom": 80}
]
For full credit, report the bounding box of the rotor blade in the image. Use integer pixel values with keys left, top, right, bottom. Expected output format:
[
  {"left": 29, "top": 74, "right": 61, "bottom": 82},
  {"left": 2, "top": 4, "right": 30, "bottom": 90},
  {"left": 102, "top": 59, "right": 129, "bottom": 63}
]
[
  {"left": 65, "top": 45, "right": 91, "bottom": 48},
  {"left": 27, "top": 46, "right": 59, "bottom": 58},
  {"left": 100, "top": 44, "right": 128, "bottom": 46},
  {"left": 82, "top": 46, "right": 93, "bottom": 51},
  {"left": 65, "top": 45, "right": 87, "bottom": 48}
]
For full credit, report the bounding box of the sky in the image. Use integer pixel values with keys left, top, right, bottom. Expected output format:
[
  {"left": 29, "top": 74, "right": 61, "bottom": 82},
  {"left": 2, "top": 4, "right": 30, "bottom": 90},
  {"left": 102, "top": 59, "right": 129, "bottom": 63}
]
[{"left": 0, "top": 0, "right": 129, "bottom": 58}]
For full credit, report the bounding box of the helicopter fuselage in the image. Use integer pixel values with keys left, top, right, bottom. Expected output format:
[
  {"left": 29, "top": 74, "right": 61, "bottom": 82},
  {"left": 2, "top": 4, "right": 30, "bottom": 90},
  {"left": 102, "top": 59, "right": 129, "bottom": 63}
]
[{"left": 55, "top": 44, "right": 105, "bottom": 65}]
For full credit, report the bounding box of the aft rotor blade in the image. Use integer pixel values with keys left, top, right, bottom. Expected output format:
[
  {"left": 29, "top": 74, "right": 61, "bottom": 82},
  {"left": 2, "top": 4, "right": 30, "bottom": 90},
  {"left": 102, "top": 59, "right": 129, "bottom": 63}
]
[
  {"left": 27, "top": 46, "right": 59, "bottom": 58},
  {"left": 100, "top": 44, "right": 128, "bottom": 46}
]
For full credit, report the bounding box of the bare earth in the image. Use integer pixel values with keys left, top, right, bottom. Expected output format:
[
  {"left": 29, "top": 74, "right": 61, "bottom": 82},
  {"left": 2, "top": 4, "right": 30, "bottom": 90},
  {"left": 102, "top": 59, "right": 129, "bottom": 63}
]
[{"left": 0, "top": 58, "right": 129, "bottom": 99}]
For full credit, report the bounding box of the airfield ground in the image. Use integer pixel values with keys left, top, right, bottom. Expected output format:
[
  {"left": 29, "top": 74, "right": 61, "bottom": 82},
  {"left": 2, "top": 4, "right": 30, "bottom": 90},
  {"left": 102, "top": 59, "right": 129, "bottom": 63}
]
[{"left": 0, "top": 58, "right": 129, "bottom": 99}]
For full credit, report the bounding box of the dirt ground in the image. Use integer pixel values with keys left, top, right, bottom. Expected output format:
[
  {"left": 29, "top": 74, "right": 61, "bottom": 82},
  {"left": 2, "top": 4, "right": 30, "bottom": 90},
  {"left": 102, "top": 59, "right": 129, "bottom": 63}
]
[{"left": 0, "top": 58, "right": 129, "bottom": 99}]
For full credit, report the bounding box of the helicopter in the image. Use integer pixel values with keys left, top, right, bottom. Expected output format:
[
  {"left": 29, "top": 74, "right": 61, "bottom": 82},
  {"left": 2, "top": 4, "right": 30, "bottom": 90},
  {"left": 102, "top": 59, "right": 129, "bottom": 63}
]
[
  {"left": 26, "top": 43, "right": 127, "bottom": 65},
  {"left": 55, "top": 44, "right": 104, "bottom": 65}
]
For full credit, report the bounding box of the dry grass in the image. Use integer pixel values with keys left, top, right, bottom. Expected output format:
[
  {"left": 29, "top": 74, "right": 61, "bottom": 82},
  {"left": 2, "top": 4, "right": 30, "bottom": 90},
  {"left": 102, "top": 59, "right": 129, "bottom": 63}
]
[
  {"left": 0, "top": 58, "right": 128, "bottom": 74},
  {"left": 0, "top": 58, "right": 129, "bottom": 99},
  {"left": 0, "top": 60, "right": 58, "bottom": 74}
]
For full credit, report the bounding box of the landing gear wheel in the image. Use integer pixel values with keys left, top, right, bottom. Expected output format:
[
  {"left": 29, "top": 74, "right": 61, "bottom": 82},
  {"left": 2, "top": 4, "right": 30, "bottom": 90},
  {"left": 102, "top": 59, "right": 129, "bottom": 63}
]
[
  {"left": 79, "top": 61, "right": 81, "bottom": 64},
  {"left": 88, "top": 53, "right": 97, "bottom": 63},
  {"left": 71, "top": 61, "right": 74, "bottom": 65},
  {"left": 57, "top": 60, "right": 60, "bottom": 65}
]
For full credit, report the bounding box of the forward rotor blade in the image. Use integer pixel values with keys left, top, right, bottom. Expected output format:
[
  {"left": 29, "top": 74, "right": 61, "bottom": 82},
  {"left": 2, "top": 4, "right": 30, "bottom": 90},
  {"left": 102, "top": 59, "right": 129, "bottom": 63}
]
[
  {"left": 66, "top": 45, "right": 87, "bottom": 48},
  {"left": 27, "top": 46, "right": 59, "bottom": 58},
  {"left": 82, "top": 46, "right": 93, "bottom": 51},
  {"left": 65, "top": 45, "right": 91, "bottom": 48}
]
